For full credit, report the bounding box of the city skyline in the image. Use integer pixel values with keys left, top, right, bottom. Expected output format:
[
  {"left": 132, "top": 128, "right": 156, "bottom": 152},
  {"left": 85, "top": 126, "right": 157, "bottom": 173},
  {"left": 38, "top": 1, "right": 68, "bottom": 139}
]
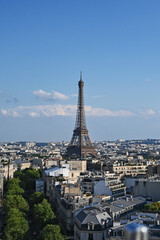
[{"left": 1, "top": 0, "right": 160, "bottom": 142}]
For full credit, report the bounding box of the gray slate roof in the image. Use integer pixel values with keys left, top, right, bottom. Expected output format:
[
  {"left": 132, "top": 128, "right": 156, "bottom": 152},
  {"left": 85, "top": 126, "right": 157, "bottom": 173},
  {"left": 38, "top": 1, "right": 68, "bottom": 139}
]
[{"left": 76, "top": 206, "right": 111, "bottom": 225}]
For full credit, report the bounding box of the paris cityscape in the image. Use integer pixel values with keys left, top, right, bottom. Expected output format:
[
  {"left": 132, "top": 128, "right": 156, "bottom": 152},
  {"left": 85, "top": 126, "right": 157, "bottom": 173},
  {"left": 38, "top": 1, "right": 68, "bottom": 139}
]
[{"left": 1, "top": 1, "right": 160, "bottom": 240}]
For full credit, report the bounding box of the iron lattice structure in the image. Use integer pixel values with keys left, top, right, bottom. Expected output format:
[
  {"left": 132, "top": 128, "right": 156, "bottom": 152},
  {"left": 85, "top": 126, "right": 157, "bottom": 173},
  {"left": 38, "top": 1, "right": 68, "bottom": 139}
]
[{"left": 66, "top": 73, "right": 97, "bottom": 159}]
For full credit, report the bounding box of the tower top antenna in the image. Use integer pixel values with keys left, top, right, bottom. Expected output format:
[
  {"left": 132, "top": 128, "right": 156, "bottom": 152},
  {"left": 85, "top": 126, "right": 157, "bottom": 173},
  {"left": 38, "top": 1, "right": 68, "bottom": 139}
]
[{"left": 80, "top": 71, "right": 82, "bottom": 81}]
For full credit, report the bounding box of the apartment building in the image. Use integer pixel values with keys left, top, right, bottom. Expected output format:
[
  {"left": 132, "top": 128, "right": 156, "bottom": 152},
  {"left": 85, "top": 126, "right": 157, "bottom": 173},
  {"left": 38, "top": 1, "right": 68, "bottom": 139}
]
[{"left": 112, "top": 164, "right": 147, "bottom": 177}]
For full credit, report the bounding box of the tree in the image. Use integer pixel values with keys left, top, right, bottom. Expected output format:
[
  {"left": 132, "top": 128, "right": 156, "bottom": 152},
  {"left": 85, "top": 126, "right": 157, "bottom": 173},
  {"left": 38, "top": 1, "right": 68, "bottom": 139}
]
[
  {"left": 7, "top": 178, "right": 20, "bottom": 187},
  {"left": 33, "top": 199, "right": 55, "bottom": 228},
  {"left": 14, "top": 168, "right": 40, "bottom": 194},
  {"left": 6, "top": 178, "right": 24, "bottom": 196},
  {"left": 29, "top": 192, "right": 46, "bottom": 208},
  {"left": 38, "top": 224, "right": 65, "bottom": 240},
  {"left": 14, "top": 170, "right": 24, "bottom": 181},
  {"left": 4, "top": 195, "right": 29, "bottom": 213},
  {"left": 7, "top": 184, "right": 24, "bottom": 196},
  {"left": 4, "top": 208, "right": 29, "bottom": 240}
]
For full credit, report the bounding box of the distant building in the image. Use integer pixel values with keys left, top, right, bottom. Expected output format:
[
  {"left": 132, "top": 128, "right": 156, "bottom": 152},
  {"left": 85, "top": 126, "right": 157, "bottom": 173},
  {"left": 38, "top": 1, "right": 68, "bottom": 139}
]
[
  {"left": 147, "top": 164, "right": 160, "bottom": 176},
  {"left": 112, "top": 164, "right": 147, "bottom": 177},
  {"left": 15, "top": 159, "right": 31, "bottom": 170}
]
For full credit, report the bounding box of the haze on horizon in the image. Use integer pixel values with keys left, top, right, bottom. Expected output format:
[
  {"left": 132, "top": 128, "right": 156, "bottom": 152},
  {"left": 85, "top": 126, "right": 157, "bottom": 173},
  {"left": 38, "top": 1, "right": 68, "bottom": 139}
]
[{"left": 1, "top": 0, "right": 160, "bottom": 142}]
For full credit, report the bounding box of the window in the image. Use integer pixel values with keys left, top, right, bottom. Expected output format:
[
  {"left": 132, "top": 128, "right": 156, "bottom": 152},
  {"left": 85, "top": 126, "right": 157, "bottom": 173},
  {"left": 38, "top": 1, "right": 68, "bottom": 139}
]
[{"left": 89, "top": 233, "right": 93, "bottom": 240}]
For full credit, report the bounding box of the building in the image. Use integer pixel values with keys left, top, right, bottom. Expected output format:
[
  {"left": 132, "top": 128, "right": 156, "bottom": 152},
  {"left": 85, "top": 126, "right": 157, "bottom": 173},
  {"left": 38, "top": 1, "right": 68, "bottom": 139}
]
[
  {"left": 103, "top": 196, "right": 146, "bottom": 220},
  {"left": 44, "top": 165, "right": 69, "bottom": 177},
  {"left": 36, "top": 179, "right": 44, "bottom": 193},
  {"left": 1, "top": 162, "right": 17, "bottom": 179},
  {"left": 147, "top": 164, "right": 160, "bottom": 176},
  {"left": 74, "top": 206, "right": 112, "bottom": 240},
  {"left": 112, "top": 164, "right": 147, "bottom": 177},
  {"left": 133, "top": 177, "right": 160, "bottom": 201},
  {"left": 15, "top": 159, "right": 31, "bottom": 170},
  {"left": 79, "top": 172, "right": 126, "bottom": 199},
  {"left": 94, "top": 179, "right": 126, "bottom": 199},
  {"left": 49, "top": 183, "right": 89, "bottom": 233}
]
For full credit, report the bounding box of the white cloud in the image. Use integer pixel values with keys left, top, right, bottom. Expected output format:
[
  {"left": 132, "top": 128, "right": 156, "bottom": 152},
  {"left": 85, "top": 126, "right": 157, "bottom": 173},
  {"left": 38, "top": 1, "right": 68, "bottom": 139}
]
[
  {"left": 146, "top": 109, "right": 155, "bottom": 115},
  {"left": 1, "top": 104, "right": 134, "bottom": 118},
  {"left": 28, "top": 112, "right": 40, "bottom": 117},
  {"left": 140, "top": 109, "right": 155, "bottom": 116},
  {"left": 33, "top": 89, "right": 69, "bottom": 101},
  {"left": 85, "top": 106, "right": 134, "bottom": 117},
  {"left": 1, "top": 109, "right": 7, "bottom": 116}
]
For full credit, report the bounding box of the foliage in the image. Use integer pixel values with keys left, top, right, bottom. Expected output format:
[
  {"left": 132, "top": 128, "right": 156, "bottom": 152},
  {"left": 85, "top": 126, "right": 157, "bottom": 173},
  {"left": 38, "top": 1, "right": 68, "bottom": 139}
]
[
  {"left": 6, "top": 178, "right": 24, "bottom": 196},
  {"left": 33, "top": 199, "right": 55, "bottom": 228},
  {"left": 7, "top": 184, "right": 24, "bottom": 196},
  {"left": 7, "top": 178, "right": 20, "bottom": 187},
  {"left": 4, "top": 168, "right": 65, "bottom": 240},
  {"left": 14, "top": 171, "right": 24, "bottom": 181},
  {"left": 14, "top": 167, "right": 41, "bottom": 194},
  {"left": 4, "top": 194, "right": 29, "bottom": 212},
  {"left": 145, "top": 202, "right": 160, "bottom": 211},
  {"left": 4, "top": 208, "right": 29, "bottom": 240},
  {"left": 38, "top": 224, "right": 65, "bottom": 240},
  {"left": 29, "top": 191, "right": 46, "bottom": 208}
]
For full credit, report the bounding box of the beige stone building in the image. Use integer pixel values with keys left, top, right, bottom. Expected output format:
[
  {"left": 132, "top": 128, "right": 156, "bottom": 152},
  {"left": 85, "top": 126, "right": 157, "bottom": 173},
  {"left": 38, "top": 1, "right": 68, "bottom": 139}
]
[
  {"left": 112, "top": 164, "right": 147, "bottom": 177},
  {"left": 2, "top": 162, "right": 17, "bottom": 179}
]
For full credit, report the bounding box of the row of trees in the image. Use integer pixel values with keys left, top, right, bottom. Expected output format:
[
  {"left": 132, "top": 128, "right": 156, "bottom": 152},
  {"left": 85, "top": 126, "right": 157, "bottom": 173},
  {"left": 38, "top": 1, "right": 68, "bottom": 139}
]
[
  {"left": 30, "top": 193, "right": 65, "bottom": 240},
  {"left": 3, "top": 167, "right": 66, "bottom": 240},
  {"left": 4, "top": 178, "right": 29, "bottom": 240}
]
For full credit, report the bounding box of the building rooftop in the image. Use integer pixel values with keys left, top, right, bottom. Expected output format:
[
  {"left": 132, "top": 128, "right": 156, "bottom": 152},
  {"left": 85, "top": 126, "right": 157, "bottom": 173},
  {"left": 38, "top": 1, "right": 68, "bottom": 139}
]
[{"left": 76, "top": 206, "right": 111, "bottom": 225}]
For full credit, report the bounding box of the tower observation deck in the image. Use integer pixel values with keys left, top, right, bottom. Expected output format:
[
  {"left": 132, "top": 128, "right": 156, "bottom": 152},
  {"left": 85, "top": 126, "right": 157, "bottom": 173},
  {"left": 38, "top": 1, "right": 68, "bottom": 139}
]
[{"left": 66, "top": 73, "right": 97, "bottom": 159}]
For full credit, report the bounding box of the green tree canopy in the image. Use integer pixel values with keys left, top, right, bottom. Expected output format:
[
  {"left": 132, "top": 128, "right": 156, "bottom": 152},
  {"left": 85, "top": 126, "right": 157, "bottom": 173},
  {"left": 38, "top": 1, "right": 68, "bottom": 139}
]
[
  {"left": 6, "top": 178, "right": 24, "bottom": 196},
  {"left": 38, "top": 224, "right": 65, "bottom": 240},
  {"left": 14, "top": 168, "right": 40, "bottom": 194},
  {"left": 7, "top": 178, "right": 20, "bottom": 186},
  {"left": 5, "top": 208, "right": 29, "bottom": 240},
  {"left": 7, "top": 184, "right": 24, "bottom": 196},
  {"left": 33, "top": 199, "right": 55, "bottom": 228},
  {"left": 4, "top": 194, "right": 29, "bottom": 212},
  {"left": 29, "top": 192, "right": 46, "bottom": 208}
]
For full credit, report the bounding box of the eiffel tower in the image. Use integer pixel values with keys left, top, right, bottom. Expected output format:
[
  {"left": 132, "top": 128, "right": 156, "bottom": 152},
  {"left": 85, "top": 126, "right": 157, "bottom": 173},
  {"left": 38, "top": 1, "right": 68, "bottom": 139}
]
[{"left": 66, "top": 73, "right": 97, "bottom": 159}]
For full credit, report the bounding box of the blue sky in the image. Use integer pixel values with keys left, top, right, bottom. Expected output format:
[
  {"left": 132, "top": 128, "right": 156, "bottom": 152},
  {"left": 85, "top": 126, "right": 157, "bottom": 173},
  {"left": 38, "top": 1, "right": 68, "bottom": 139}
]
[{"left": 1, "top": 0, "right": 160, "bottom": 142}]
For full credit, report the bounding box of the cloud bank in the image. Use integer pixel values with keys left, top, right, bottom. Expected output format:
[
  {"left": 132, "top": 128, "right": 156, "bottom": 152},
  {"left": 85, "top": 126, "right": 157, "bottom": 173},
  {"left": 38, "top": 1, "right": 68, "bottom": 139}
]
[
  {"left": 1, "top": 104, "right": 134, "bottom": 118},
  {"left": 33, "top": 89, "right": 69, "bottom": 101}
]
